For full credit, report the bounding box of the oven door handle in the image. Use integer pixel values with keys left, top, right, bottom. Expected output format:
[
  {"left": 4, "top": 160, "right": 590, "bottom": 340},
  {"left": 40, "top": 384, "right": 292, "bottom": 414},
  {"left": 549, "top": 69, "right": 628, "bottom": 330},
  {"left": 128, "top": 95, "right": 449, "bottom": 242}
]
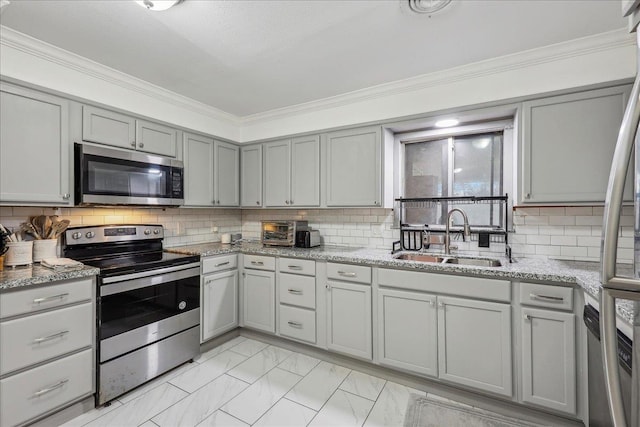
[
  {"left": 101, "top": 262, "right": 201, "bottom": 284},
  {"left": 101, "top": 265, "right": 200, "bottom": 296}
]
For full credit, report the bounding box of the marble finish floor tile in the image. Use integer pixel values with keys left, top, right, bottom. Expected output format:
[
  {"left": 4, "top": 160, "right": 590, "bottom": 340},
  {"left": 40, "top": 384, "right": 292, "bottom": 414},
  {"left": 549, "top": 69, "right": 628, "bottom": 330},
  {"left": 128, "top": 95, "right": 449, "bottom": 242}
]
[
  {"left": 253, "top": 398, "right": 317, "bottom": 427},
  {"left": 169, "top": 350, "right": 247, "bottom": 393},
  {"left": 277, "top": 351, "right": 321, "bottom": 376},
  {"left": 196, "top": 336, "right": 247, "bottom": 363},
  {"left": 228, "top": 338, "right": 269, "bottom": 357},
  {"left": 59, "top": 400, "right": 123, "bottom": 427},
  {"left": 339, "top": 371, "right": 386, "bottom": 401},
  {"left": 139, "top": 422, "right": 159, "bottom": 427},
  {"left": 118, "top": 361, "right": 197, "bottom": 404},
  {"left": 83, "top": 383, "right": 188, "bottom": 427},
  {"left": 285, "top": 361, "right": 351, "bottom": 411},
  {"left": 309, "top": 389, "right": 374, "bottom": 427},
  {"left": 195, "top": 410, "right": 249, "bottom": 427},
  {"left": 227, "top": 345, "right": 293, "bottom": 383},
  {"left": 363, "top": 381, "right": 426, "bottom": 427},
  {"left": 152, "top": 374, "right": 249, "bottom": 427},
  {"left": 222, "top": 367, "right": 303, "bottom": 425}
]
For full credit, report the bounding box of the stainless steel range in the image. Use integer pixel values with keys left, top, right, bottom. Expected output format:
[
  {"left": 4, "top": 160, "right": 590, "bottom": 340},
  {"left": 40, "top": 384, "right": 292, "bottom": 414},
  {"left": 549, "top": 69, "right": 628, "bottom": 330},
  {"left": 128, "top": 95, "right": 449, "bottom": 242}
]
[{"left": 62, "top": 224, "right": 200, "bottom": 405}]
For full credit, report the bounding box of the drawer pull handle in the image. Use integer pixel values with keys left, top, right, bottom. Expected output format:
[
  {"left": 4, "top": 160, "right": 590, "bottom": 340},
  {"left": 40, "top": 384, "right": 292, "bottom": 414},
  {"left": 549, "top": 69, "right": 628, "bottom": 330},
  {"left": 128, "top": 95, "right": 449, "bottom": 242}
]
[
  {"left": 530, "top": 293, "right": 564, "bottom": 303},
  {"left": 215, "top": 261, "right": 230, "bottom": 267},
  {"left": 524, "top": 314, "right": 531, "bottom": 320},
  {"left": 33, "top": 293, "right": 69, "bottom": 304},
  {"left": 337, "top": 271, "right": 356, "bottom": 277},
  {"left": 33, "top": 330, "right": 69, "bottom": 344},
  {"left": 288, "top": 289, "right": 303, "bottom": 295},
  {"left": 288, "top": 265, "right": 303, "bottom": 270},
  {"left": 287, "top": 321, "right": 303, "bottom": 328},
  {"left": 251, "top": 261, "right": 264, "bottom": 266},
  {"left": 32, "top": 379, "right": 68, "bottom": 397}
]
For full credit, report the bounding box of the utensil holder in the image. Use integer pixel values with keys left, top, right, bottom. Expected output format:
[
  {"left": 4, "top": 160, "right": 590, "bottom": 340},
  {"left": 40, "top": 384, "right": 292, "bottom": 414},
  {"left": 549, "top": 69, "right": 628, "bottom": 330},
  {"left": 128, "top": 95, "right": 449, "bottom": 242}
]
[
  {"left": 5, "top": 241, "right": 33, "bottom": 267},
  {"left": 33, "top": 239, "right": 58, "bottom": 262}
]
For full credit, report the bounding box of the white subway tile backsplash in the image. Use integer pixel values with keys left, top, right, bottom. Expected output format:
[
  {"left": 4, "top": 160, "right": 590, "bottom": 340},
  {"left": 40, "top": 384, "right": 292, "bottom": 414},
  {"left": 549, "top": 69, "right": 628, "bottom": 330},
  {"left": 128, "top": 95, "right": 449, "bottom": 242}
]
[
  {"left": 526, "top": 235, "right": 550, "bottom": 245},
  {"left": 575, "top": 216, "right": 603, "bottom": 226},
  {"left": 564, "top": 226, "right": 592, "bottom": 236},
  {"left": 550, "top": 236, "right": 577, "bottom": 246},
  {"left": 549, "top": 216, "right": 576, "bottom": 226},
  {"left": 538, "top": 226, "right": 565, "bottom": 236}
]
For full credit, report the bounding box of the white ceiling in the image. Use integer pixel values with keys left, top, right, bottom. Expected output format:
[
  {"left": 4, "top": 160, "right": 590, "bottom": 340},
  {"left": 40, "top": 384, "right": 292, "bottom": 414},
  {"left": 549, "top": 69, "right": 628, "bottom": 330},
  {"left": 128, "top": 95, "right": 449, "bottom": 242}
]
[{"left": 0, "top": 0, "right": 627, "bottom": 117}]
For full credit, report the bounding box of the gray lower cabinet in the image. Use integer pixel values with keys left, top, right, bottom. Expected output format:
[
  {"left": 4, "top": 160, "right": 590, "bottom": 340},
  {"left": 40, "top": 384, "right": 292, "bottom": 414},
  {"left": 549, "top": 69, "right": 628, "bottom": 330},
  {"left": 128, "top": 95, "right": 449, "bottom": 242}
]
[
  {"left": 214, "top": 141, "right": 240, "bottom": 206},
  {"left": 183, "top": 133, "right": 215, "bottom": 206},
  {"left": 377, "top": 288, "right": 438, "bottom": 377},
  {"left": 202, "top": 270, "right": 238, "bottom": 342},
  {"left": 0, "top": 83, "right": 71, "bottom": 205},
  {"left": 437, "top": 296, "right": 512, "bottom": 397},
  {"left": 521, "top": 307, "right": 576, "bottom": 415},
  {"left": 242, "top": 256, "right": 276, "bottom": 333},
  {"left": 325, "top": 126, "right": 382, "bottom": 207},
  {"left": 520, "top": 84, "right": 632, "bottom": 203},
  {"left": 241, "top": 144, "right": 263, "bottom": 207},
  {"left": 326, "top": 280, "right": 372, "bottom": 360}
]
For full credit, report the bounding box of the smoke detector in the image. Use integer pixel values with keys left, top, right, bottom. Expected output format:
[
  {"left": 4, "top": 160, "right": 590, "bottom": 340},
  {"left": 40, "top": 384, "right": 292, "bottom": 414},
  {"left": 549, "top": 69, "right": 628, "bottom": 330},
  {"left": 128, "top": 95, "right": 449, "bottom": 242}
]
[{"left": 407, "top": 0, "right": 452, "bottom": 14}]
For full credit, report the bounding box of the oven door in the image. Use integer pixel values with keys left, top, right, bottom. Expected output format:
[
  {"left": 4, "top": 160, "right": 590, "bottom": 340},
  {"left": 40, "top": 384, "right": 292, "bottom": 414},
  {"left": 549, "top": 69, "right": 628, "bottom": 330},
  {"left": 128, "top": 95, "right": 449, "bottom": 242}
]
[
  {"left": 98, "top": 263, "right": 200, "bottom": 362},
  {"left": 75, "top": 143, "right": 184, "bottom": 206}
]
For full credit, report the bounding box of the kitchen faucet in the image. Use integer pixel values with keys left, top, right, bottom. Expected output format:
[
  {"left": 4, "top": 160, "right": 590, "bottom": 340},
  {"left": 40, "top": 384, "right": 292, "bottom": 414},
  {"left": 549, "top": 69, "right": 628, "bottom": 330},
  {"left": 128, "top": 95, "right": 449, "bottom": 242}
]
[{"left": 445, "top": 208, "right": 471, "bottom": 255}]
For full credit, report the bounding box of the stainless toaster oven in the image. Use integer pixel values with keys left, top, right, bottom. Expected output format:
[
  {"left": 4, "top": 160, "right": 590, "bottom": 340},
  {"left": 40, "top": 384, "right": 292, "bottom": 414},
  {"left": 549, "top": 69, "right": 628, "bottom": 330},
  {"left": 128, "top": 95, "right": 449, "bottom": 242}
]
[{"left": 261, "top": 220, "right": 308, "bottom": 246}]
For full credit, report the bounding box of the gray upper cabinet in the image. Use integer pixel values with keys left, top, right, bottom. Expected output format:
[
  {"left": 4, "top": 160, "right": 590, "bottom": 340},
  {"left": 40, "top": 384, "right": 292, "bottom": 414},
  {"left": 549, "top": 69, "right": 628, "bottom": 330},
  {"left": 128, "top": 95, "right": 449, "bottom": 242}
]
[
  {"left": 214, "top": 141, "right": 240, "bottom": 206},
  {"left": 241, "top": 145, "right": 263, "bottom": 207},
  {"left": 0, "top": 83, "right": 71, "bottom": 205},
  {"left": 520, "top": 85, "right": 632, "bottom": 204},
  {"left": 264, "top": 135, "right": 320, "bottom": 207},
  {"left": 325, "top": 126, "right": 381, "bottom": 207},
  {"left": 82, "top": 105, "right": 177, "bottom": 157},
  {"left": 183, "top": 133, "right": 215, "bottom": 206}
]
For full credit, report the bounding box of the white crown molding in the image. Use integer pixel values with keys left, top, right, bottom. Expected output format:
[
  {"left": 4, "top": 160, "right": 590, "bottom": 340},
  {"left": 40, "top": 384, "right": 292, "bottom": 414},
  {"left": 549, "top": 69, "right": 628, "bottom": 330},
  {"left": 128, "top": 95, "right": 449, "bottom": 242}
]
[
  {"left": 0, "top": 25, "right": 241, "bottom": 126},
  {"left": 241, "top": 28, "right": 634, "bottom": 124}
]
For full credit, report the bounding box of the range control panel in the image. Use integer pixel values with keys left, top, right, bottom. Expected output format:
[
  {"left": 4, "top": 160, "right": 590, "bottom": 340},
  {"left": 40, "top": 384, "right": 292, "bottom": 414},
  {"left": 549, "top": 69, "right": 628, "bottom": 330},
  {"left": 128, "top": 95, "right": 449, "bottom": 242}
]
[{"left": 64, "top": 224, "right": 164, "bottom": 245}]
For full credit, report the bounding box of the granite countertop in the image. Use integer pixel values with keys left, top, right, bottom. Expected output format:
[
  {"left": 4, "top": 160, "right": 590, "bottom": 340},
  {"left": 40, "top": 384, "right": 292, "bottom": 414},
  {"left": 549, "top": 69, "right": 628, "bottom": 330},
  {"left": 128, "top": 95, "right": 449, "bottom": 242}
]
[
  {"left": 0, "top": 264, "right": 99, "bottom": 291},
  {"left": 167, "top": 241, "right": 637, "bottom": 325}
]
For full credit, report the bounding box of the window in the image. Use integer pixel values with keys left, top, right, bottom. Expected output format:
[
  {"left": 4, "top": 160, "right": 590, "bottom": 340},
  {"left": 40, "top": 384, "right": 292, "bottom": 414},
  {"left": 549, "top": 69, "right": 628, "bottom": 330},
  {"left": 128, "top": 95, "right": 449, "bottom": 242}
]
[{"left": 401, "top": 127, "right": 507, "bottom": 228}]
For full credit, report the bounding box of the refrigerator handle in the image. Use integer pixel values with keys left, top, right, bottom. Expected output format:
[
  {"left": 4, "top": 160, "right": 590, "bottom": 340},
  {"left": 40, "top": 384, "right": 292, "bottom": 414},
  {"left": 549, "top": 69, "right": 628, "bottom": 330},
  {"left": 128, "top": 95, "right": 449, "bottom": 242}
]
[{"left": 601, "top": 75, "right": 640, "bottom": 285}]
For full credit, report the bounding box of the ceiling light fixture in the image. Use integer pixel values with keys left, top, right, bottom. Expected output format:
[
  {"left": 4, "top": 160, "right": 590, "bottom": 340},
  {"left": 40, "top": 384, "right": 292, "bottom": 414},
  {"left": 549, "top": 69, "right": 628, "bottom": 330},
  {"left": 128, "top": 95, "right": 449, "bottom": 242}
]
[
  {"left": 434, "top": 118, "right": 459, "bottom": 128},
  {"left": 408, "top": 0, "right": 452, "bottom": 15},
  {"left": 135, "top": 0, "right": 182, "bottom": 11}
]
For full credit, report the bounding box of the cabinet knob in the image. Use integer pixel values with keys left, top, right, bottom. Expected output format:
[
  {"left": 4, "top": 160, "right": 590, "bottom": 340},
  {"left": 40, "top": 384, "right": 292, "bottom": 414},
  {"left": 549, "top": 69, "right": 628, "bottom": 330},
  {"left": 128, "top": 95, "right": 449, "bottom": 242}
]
[
  {"left": 285, "top": 200, "right": 289, "bottom": 205},
  {"left": 131, "top": 141, "right": 136, "bottom": 147},
  {"left": 438, "top": 302, "right": 444, "bottom": 308},
  {"left": 139, "top": 142, "right": 144, "bottom": 148},
  {"left": 289, "top": 200, "right": 293, "bottom": 204},
  {"left": 256, "top": 201, "right": 260, "bottom": 205},
  {"left": 216, "top": 200, "right": 220, "bottom": 204},
  {"left": 524, "top": 314, "right": 531, "bottom": 320},
  {"left": 62, "top": 193, "right": 70, "bottom": 200},
  {"left": 525, "top": 193, "right": 530, "bottom": 199}
]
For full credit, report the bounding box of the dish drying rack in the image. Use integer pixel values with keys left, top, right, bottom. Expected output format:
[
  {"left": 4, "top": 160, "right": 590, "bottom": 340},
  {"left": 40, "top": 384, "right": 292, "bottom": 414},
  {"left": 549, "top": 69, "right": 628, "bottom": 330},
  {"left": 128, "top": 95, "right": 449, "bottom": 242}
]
[{"left": 393, "top": 195, "right": 510, "bottom": 259}]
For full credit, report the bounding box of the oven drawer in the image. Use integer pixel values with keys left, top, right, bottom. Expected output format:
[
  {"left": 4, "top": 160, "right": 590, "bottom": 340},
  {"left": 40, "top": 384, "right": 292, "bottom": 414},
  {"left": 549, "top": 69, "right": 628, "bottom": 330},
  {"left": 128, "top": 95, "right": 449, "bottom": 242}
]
[
  {"left": 0, "top": 303, "right": 93, "bottom": 376},
  {"left": 243, "top": 255, "right": 275, "bottom": 271},
  {"left": 279, "top": 305, "right": 316, "bottom": 344},
  {"left": 202, "top": 254, "right": 238, "bottom": 274},
  {"left": 0, "top": 349, "right": 93, "bottom": 427},
  {"left": 279, "top": 258, "right": 315, "bottom": 276},
  {"left": 279, "top": 273, "right": 316, "bottom": 309},
  {"left": 0, "top": 278, "right": 93, "bottom": 319}
]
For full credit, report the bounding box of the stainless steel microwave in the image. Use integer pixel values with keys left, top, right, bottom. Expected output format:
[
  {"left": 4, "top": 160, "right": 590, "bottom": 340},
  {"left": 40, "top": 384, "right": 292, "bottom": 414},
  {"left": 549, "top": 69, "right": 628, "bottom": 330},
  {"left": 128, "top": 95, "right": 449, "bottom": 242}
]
[{"left": 74, "top": 143, "right": 184, "bottom": 206}]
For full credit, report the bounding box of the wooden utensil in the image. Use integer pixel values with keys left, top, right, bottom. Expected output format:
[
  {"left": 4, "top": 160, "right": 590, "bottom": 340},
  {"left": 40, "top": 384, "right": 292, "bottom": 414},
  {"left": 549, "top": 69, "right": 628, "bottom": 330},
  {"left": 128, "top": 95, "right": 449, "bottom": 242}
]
[
  {"left": 21, "top": 222, "right": 42, "bottom": 240},
  {"left": 49, "top": 219, "right": 70, "bottom": 239}
]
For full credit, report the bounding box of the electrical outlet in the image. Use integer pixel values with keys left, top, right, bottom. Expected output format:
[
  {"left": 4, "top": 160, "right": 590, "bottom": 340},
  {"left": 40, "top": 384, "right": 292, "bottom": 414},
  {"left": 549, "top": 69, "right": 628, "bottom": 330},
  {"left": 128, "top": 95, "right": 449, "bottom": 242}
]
[{"left": 212, "top": 226, "right": 219, "bottom": 233}]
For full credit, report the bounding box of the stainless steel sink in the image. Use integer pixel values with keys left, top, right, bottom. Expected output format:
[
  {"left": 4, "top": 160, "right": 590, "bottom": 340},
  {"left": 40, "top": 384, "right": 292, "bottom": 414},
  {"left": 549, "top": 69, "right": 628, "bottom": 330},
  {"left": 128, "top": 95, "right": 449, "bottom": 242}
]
[{"left": 393, "top": 253, "right": 502, "bottom": 267}]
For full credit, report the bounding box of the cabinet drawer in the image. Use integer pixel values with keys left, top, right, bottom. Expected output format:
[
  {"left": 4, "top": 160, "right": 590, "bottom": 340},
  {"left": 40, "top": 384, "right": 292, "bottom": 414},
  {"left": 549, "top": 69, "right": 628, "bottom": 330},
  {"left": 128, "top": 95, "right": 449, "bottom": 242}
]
[
  {"left": 327, "top": 263, "right": 372, "bottom": 284},
  {"left": 0, "top": 349, "right": 93, "bottom": 427},
  {"left": 243, "top": 254, "right": 275, "bottom": 271},
  {"left": 279, "top": 258, "right": 315, "bottom": 276},
  {"left": 279, "top": 305, "right": 316, "bottom": 344},
  {"left": 202, "top": 254, "right": 237, "bottom": 274},
  {"left": 519, "top": 282, "right": 573, "bottom": 311},
  {"left": 0, "top": 278, "right": 93, "bottom": 319},
  {"left": 0, "top": 303, "right": 93, "bottom": 376},
  {"left": 279, "top": 273, "right": 316, "bottom": 309}
]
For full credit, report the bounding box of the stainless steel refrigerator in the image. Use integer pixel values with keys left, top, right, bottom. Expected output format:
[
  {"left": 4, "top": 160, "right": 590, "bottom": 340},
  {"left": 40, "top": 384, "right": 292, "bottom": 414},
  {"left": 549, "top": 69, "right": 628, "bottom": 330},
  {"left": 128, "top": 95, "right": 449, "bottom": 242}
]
[{"left": 600, "top": 4, "right": 640, "bottom": 426}]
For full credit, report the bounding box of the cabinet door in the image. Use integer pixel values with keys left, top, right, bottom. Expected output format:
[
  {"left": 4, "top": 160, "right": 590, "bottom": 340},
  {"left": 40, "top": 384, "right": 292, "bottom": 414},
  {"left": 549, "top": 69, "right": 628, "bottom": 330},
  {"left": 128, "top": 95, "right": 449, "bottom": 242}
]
[
  {"left": 243, "top": 269, "right": 275, "bottom": 333},
  {"left": 521, "top": 85, "right": 632, "bottom": 203},
  {"left": 290, "top": 135, "right": 320, "bottom": 206},
  {"left": 377, "top": 289, "right": 438, "bottom": 377},
  {"left": 136, "top": 119, "right": 177, "bottom": 157},
  {"left": 82, "top": 105, "right": 136, "bottom": 150},
  {"left": 183, "top": 133, "right": 214, "bottom": 206},
  {"left": 0, "top": 84, "right": 71, "bottom": 205},
  {"left": 264, "top": 139, "right": 292, "bottom": 207},
  {"left": 241, "top": 145, "right": 263, "bottom": 207},
  {"left": 437, "top": 296, "right": 512, "bottom": 397},
  {"left": 214, "top": 141, "right": 240, "bottom": 206},
  {"left": 326, "top": 281, "right": 372, "bottom": 360},
  {"left": 202, "top": 270, "right": 238, "bottom": 342},
  {"left": 325, "top": 126, "right": 382, "bottom": 207},
  {"left": 521, "top": 308, "right": 576, "bottom": 415}
]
